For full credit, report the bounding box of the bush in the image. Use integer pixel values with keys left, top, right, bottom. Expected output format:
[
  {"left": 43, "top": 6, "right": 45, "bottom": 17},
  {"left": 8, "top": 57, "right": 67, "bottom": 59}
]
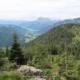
[{"left": 0, "top": 57, "right": 17, "bottom": 71}]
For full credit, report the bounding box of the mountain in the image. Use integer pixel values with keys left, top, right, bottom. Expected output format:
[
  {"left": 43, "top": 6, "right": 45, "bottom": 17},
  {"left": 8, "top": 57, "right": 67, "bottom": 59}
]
[
  {"left": 25, "top": 23, "right": 80, "bottom": 56},
  {"left": 18, "top": 17, "right": 59, "bottom": 33},
  {"left": 63, "top": 18, "right": 80, "bottom": 24},
  {"left": 0, "top": 24, "right": 38, "bottom": 46},
  {"left": 24, "top": 23, "right": 80, "bottom": 79},
  {"left": 54, "top": 17, "right": 80, "bottom": 26},
  {"left": 0, "top": 18, "right": 59, "bottom": 32},
  {"left": 24, "top": 23, "right": 80, "bottom": 80},
  {"left": 0, "top": 18, "right": 59, "bottom": 46},
  {"left": 1, "top": 17, "right": 80, "bottom": 47}
]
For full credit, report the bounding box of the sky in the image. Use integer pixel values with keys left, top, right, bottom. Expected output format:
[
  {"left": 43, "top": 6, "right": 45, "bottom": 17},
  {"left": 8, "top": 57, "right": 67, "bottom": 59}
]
[{"left": 0, "top": 0, "right": 80, "bottom": 20}]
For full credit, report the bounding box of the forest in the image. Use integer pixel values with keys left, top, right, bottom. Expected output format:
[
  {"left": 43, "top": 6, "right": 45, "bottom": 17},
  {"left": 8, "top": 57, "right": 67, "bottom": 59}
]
[{"left": 0, "top": 23, "right": 80, "bottom": 80}]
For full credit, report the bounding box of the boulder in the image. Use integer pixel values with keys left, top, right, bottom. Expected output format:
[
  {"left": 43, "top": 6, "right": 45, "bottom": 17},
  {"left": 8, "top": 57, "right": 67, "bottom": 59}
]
[{"left": 17, "top": 65, "right": 43, "bottom": 76}]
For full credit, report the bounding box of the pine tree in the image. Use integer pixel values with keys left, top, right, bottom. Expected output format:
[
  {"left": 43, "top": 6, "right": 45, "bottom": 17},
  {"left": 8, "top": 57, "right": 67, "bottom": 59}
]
[
  {"left": 9, "top": 33, "right": 25, "bottom": 65},
  {"left": 5, "top": 46, "right": 9, "bottom": 57}
]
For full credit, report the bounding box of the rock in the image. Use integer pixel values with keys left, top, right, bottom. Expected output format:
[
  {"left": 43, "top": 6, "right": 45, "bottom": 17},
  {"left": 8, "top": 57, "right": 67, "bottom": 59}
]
[
  {"left": 35, "top": 77, "right": 46, "bottom": 80},
  {"left": 17, "top": 65, "right": 43, "bottom": 76}
]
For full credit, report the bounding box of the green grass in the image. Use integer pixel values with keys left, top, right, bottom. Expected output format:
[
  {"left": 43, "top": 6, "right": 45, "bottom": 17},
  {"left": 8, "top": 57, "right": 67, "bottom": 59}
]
[{"left": 0, "top": 71, "right": 36, "bottom": 80}]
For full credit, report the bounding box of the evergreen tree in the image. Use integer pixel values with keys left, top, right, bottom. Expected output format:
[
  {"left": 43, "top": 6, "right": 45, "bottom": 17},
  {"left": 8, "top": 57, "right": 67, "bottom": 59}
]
[
  {"left": 5, "top": 46, "right": 9, "bottom": 57},
  {"left": 9, "top": 33, "right": 25, "bottom": 65}
]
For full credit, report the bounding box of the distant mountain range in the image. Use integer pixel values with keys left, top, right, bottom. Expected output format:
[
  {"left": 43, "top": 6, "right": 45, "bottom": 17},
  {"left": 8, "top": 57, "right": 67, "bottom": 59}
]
[
  {"left": 0, "top": 17, "right": 58, "bottom": 32},
  {"left": 54, "top": 18, "right": 80, "bottom": 26},
  {"left": 0, "top": 17, "right": 80, "bottom": 46},
  {"left": 0, "top": 17, "right": 59, "bottom": 46}
]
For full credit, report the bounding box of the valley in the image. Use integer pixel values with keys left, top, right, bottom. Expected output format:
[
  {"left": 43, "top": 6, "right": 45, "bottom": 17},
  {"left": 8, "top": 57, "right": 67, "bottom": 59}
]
[{"left": 0, "top": 18, "right": 59, "bottom": 46}]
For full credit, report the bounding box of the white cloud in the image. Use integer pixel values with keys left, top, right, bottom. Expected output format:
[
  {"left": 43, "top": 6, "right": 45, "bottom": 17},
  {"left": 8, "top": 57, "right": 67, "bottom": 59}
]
[{"left": 0, "top": 0, "right": 80, "bottom": 20}]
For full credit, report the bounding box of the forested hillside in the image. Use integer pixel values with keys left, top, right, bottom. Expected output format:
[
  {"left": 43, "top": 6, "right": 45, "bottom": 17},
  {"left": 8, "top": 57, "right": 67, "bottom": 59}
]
[
  {"left": 25, "top": 23, "right": 80, "bottom": 54},
  {"left": 24, "top": 23, "right": 80, "bottom": 79},
  {"left": 0, "top": 23, "right": 80, "bottom": 80}
]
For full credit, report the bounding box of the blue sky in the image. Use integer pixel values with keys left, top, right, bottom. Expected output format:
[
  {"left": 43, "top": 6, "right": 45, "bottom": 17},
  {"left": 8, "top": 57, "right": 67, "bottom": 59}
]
[{"left": 0, "top": 0, "right": 80, "bottom": 20}]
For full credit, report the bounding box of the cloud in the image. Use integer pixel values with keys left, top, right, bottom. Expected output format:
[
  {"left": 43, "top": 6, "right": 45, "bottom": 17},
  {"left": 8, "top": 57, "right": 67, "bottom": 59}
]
[{"left": 0, "top": 0, "right": 80, "bottom": 20}]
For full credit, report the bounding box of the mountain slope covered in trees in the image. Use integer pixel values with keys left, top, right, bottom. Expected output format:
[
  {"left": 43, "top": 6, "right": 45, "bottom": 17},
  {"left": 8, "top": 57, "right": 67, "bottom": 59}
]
[
  {"left": 0, "top": 23, "right": 80, "bottom": 80},
  {"left": 26, "top": 23, "right": 80, "bottom": 51},
  {"left": 24, "top": 23, "right": 80, "bottom": 79}
]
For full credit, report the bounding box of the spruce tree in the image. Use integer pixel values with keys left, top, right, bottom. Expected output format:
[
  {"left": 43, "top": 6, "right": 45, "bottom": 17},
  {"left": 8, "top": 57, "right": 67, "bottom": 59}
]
[
  {"left": 9, "top": 33, "right": 25, "bottom": 65},
  {"left": 5, "top": 46, "right": 9, "bottom": 57}
]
